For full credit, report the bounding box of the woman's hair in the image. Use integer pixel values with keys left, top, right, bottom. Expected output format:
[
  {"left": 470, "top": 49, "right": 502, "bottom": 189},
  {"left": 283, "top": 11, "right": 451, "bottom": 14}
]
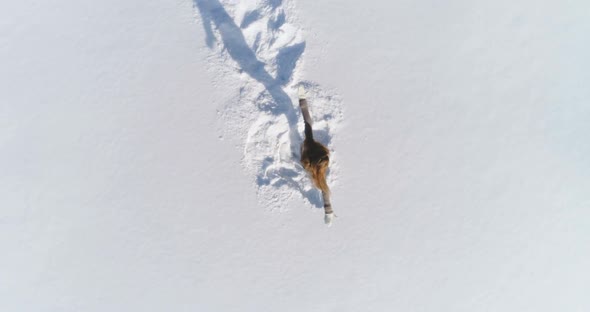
[{"left": 301, "top": 140, "right": 330, "bottom": 194}]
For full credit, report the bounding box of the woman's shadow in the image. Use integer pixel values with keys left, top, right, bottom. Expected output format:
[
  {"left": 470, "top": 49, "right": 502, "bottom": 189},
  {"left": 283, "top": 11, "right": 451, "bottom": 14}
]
[{"left": 194, "top": 0, "right": 324, "bottom": 208}]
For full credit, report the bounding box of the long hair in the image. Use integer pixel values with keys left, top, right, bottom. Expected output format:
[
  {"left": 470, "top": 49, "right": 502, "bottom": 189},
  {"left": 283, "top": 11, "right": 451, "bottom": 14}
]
[{"left": 301, "top": 136, "right": 330, "bottom": 194}]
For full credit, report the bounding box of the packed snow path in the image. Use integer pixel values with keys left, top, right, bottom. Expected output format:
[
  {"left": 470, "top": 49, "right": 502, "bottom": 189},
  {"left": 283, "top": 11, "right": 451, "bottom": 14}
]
[{"left": 194, "top": 0, "right": 343, "bottom": 210}]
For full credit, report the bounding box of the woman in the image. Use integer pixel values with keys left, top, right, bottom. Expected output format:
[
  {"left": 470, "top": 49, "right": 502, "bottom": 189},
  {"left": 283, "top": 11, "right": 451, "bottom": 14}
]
[{"left": 298, "top": 86, "right": 334, "bottom": 226}]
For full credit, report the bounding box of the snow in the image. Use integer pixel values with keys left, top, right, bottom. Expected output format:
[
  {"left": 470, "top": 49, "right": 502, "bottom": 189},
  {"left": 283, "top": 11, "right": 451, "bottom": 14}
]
[
  {"left": 195, "top": 0, "right": 343, "bottom": 211},
  {"left": 1, "top": 0, "right": 590, "bottom": 311}
]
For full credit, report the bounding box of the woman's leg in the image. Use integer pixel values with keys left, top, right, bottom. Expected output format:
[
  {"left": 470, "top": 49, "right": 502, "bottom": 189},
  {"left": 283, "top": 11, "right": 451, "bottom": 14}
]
[
  {"left": 304, "top": 121, "right": 313, "bottom": 142},
  {"left": 322, "top": 192, "right": 332, "bottom": 214},
  {"left": 299, "top": 97, "right": 313, "bottom": 127}
]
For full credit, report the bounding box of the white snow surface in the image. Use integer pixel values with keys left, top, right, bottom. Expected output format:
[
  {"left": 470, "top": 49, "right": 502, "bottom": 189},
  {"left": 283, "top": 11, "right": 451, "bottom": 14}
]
[
  {"left": 2, "top": 0, "right": 590, "bottom": 311},
  {"left": 195, "top": 0, "right": 343, "bottom": 211}
]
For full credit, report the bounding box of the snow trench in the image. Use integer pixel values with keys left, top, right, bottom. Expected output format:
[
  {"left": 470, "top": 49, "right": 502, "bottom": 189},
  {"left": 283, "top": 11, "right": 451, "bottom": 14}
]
[{"left": 194, "top": 0, "right": 343, "bottom": 210}]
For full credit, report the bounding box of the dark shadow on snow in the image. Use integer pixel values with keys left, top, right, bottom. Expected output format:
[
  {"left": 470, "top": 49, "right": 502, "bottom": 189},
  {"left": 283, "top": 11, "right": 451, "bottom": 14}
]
[
  {"left": 276, "top": 42, "right": 305, "bottom": 85},
  {"left": 240, "top": 10, "right": 261, "bottom": 29},
  {"left": 194, "top": 0, "right": 303, "bottom": 154},
  {"left": 195, "top": 0, "right": 325, "bottom": 208}
]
